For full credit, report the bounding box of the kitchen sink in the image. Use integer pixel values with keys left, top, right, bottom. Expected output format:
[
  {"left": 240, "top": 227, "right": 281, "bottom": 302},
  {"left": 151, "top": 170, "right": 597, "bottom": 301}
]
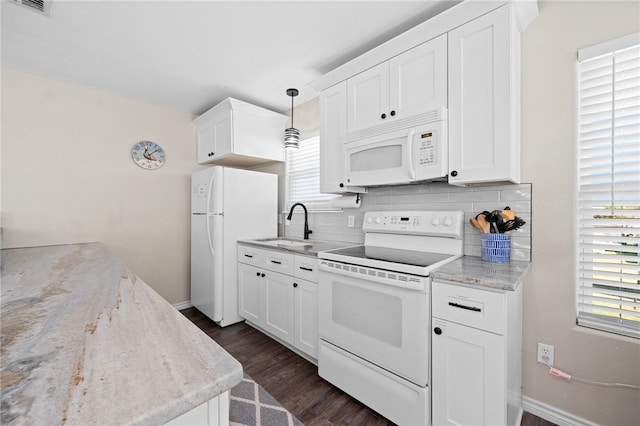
[{"left": 259, "top": 239, "right": 312, "bottom": 248}]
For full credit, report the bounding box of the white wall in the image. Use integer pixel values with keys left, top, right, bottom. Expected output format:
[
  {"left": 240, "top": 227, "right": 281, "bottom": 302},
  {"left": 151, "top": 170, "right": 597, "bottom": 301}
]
[{"left": 1, "top": 68, "right": 197, "bottom": 304}]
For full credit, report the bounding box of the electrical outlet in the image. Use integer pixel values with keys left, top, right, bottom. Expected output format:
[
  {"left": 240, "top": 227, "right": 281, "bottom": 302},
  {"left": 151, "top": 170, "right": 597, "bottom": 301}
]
[
  {"left": 537, "top": 343, "right": 555, "bottom": 365},
  {"left": 348, "top": 215, "right": 355, "bottom": 228}
]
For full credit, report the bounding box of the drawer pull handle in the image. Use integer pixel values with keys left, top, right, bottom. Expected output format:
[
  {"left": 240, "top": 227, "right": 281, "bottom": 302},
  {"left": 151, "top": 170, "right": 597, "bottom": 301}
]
[
  {"left": 434, "top": 327, "right": 442, "bottom": 335},
  {"left": 449, "top": 302, "right": 481, "bottom": 312},
  {"left": 244, "top": 254, "right": 253, "bottom": 258},
  {"left": 299, "top": 266, "right": 313, "bottom": 272},
  {"left": 270, "top": 260, "right": 282, "bottom": 265}
]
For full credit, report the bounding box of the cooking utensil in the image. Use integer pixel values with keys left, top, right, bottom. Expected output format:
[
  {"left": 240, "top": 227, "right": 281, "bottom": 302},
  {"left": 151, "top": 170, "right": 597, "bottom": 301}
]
[
  {"left": 486, "top": 210, "right": 504, "bottom": 233},
  {"left": 500, "top": 208, "right": 515, "bottom": 221},
  {"left": 476, "top": 214, "right": 491, "bottom": 233},
  {"left": 498, "top": 217, "right": 526, "bottom": 233},
  {"left": 469, "top": 218, "right": 483, "bottom": 233}
]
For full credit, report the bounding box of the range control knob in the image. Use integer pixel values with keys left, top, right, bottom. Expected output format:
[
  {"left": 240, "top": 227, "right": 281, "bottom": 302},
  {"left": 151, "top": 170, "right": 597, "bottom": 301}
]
[
  {"left": 366, "top": 216, "right": 373, "bottom": 224},
  {"left": 375, "top": 217, "right": 382, "bottom": 224},
  {"left": 431, "top": 216, "right": 441, "bottom": 226},
  {"left": 443, "top": 216, "right": 453, "bottom": 227}
]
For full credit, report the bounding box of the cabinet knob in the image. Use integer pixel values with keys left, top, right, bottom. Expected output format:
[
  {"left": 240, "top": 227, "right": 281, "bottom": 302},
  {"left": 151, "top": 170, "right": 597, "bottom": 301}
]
[
  {"left": 390, "top": 110, "right": 396, "bottom": 116},
  {"left": 339, "top": 183, "right": 344, "bottom": 188},
  {"left": 450, "top": 170, "right": 458, "bottom": 177},
  {"left": 434, "top": 327, "right": 442, "bottom": 335},
  {"left": 208, "top": 152, "right": 215, "bottom": 157},
  {"left": 261, "top": 273, "right": 265, "bottom": 278},
  {"left": 293, "top": 283, "right": 298, "bottom": 288},
  {"left": 256, "top": 272, "right": 260, "bottom": 277},
  {"left": 381, "top": 113, "right": 386, "bottom": 119}
]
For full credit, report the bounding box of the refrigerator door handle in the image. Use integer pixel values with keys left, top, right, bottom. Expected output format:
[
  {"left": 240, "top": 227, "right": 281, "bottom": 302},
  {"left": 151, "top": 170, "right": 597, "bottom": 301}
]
[{"left": 206, "top": 215, "right": 215, "bottom": 258}]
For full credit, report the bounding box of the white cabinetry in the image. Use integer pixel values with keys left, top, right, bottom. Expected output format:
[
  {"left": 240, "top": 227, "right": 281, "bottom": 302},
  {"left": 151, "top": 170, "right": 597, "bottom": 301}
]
[
  {"left": 431, "top": 280, "right": 523, "bottom": 426},
  {"left": 193, "top": 98, "right": 287, "bottom": 167},
  {"left": 237, "top": 245, "right": 319, "bottom": 360},
  {"left": 346, "top": 35, "right": 447, "bottom": 136},
  {"left": 447, "top": 4, "right": 521, "bottom": 185},
  {"left": 319, "top": 82, "right": 366, "bottom": 194},
  {"left": 313, "top": 1, "right": 537, "bottom": 188}
]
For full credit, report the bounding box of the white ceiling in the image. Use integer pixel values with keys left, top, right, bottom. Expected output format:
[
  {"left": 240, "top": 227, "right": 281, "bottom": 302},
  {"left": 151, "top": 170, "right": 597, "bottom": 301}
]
[{"left": 1, "top": 0, "right": 459, "bottom": 116}]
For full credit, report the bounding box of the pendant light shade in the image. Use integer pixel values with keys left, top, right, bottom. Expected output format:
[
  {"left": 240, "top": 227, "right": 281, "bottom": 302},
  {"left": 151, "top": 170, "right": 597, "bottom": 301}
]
[{"left": 284, "top": 88, "right": 300, "bottom": 151}]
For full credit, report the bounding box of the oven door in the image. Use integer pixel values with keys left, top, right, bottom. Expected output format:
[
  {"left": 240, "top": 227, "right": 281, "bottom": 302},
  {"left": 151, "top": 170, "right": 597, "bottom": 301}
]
[{"left": 318, "top": 262, "right": 430, "bottom": 387}]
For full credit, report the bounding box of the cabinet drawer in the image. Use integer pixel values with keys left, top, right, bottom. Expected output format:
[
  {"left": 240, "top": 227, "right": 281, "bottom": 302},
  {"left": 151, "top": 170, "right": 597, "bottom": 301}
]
[
  {"left": 263, "top": 250, "right": 294, "bottom": 275},
  {"left": 432, "top": 281, "right": 505, "bottom": 335},
  {"left": 294, "top": 256, "right": 319, "bottom": 282},
  {"left": 238, "top": 245, "right": 265, "bottom": 267}
]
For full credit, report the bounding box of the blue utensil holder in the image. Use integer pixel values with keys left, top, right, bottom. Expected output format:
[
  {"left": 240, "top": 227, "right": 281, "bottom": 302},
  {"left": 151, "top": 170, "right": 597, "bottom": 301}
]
[{"left": 481, "top": 233, "right": 511, "bottom": 263}]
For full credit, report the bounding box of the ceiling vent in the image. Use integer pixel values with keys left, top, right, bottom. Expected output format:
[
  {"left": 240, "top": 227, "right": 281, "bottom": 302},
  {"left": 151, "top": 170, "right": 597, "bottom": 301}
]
[{"left": 11, "top": 0, "right": 51, "bottom": 16}]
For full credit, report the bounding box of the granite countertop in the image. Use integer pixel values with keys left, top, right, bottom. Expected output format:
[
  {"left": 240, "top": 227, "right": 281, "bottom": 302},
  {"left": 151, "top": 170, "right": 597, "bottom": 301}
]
[
  {"left": 431, "top": 255, "right": 531, "bottom": 291},
  {"left": 238, "top": 237, "right": 356, "bottom": 257},
  {"left": 1, "top": 243, "right": 242, "bottom": 425}
]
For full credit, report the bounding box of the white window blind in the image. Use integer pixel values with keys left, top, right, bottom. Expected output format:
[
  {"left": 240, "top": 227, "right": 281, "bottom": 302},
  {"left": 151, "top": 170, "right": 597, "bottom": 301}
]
[
  {"left": 577, "top": 33, "right": 640, "bottom": 339},
  {"left": 285, "top": 136, "right": 338, "bottom": 211}
]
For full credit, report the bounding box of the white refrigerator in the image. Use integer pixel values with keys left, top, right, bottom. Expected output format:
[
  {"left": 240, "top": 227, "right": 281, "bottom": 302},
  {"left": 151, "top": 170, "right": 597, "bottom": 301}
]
[{"left": 191, "top": 166, "right": 277, "bottom": 327}]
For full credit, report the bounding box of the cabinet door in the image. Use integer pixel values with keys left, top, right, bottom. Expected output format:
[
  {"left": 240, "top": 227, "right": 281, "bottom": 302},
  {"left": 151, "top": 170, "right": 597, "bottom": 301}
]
[
  {"left": 196, "top": 110, "right": 232, "bottom": 164},
  {"left": 448, "top": 5, "right": 518, "bottom": 185},
  {"left": 432, "top": 318, "right": 505, "bottom": 426},
  {"left": 347, "top": 62, "right": 390, "bottom": 134},
  {"left": 238, "top": 263, "right": 262, "bottom": 324},
  {"left": 196, "top": 120, "right": 217, "bottom": 164},
  {"left": 319, "top": 83, "right": 367, "bottom": 194},
  {"left": 294, "top": 278, "right": 318, "bottom": 359},
  {"left": 389, "top": 34, "right": 447, "bottom": 118},
  {"left": 263, "top": 270, "right": 295, "bottom": 345}
]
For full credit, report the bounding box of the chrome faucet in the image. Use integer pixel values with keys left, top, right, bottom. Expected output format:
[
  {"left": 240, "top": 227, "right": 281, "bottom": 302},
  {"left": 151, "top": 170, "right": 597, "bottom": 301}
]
[{"left": 287, "top": 203, "right": 312, "bottom": 240}]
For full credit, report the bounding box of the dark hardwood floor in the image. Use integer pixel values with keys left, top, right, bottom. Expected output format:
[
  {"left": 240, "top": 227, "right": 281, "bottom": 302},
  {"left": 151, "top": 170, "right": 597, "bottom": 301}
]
[{"left": 180, "top": 307, "right": 555, "bottom": 426}]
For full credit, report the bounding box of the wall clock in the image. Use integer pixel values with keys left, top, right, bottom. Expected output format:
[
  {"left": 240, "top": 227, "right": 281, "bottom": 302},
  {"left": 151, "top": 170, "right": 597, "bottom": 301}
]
[{"left": 131, "top": 140, "right": 166, "bottom": 170}]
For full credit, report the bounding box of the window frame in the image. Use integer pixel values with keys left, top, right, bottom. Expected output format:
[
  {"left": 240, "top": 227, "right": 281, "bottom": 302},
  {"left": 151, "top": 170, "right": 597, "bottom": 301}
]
[{"left": 576, "top": 32, "right": 640, "bottom": 339}]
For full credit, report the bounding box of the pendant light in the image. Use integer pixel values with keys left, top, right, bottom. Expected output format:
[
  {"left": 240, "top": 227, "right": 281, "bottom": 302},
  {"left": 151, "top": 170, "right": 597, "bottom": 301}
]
[{"left": 284, "top": 88, "right": 300, "bottom": 151}]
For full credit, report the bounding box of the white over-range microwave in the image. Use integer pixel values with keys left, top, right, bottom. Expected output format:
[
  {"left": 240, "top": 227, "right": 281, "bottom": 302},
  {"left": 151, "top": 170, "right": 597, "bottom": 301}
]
[{"left": 344, "top": 107, "right": 447, "bottom": 187}]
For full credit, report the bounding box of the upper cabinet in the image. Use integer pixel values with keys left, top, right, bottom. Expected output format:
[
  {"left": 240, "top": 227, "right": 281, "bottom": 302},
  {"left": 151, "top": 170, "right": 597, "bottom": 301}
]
[
  {"left": 319, "top": 82, "right": 366, "bottom": 194},
  {"left": 346, "top": 35, "right": 448, "bottom": 138},
  {"left": 447, "top": 5, "right": 520, "bottom": 186},
  {"left": 193, "top": 98, "right": 288, "bottom": 168},
  {"left": 312, "top": 1, "right": 537, "bottom": 189}
]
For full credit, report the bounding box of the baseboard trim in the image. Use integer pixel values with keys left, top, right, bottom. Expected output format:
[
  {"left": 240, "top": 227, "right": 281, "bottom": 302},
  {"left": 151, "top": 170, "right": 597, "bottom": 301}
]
[
  {"left": 172, "top": 301, "right": 192, "bottom": 311},
  {"left": 522, "top": 395, "right": 597, "bottom": 426}
]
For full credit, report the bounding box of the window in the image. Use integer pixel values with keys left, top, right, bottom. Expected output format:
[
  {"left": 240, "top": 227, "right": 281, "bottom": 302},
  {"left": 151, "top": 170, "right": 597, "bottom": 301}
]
[
  {"left": 285, "top": 136, "right": 338, "bottom": 212},
  {"left": 577, "top": 33, "right": 640, "bottom": 339}
]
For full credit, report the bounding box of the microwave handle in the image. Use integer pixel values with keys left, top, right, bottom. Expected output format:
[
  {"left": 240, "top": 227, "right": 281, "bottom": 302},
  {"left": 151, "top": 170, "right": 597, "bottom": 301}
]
[{"left": 406, "top": 128, "right": 416, "bottom": 180}]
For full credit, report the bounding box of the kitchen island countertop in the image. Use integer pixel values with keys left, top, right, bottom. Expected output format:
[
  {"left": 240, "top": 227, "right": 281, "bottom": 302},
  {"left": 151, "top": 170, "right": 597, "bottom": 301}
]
[
  {"left": 1, "top": 243, "right": 242, "bottom": 425},
  {"left": 431, "top": 255, "right": 531, "bottom": 291}
]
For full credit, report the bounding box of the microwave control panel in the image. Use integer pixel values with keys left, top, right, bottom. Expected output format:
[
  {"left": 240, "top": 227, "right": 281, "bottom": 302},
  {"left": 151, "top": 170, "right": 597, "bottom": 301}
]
[{"left": 418, "top": 131, "right": 437, "bottom": 165}]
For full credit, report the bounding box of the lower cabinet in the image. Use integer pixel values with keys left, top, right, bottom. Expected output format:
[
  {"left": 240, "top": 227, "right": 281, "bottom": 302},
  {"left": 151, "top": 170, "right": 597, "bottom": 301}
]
[
  {"left": 431, "top": 280, "right": 523, "bottom": 426},
  {"left": 237, "top": 245, "right": 319, "bottom": 360}
]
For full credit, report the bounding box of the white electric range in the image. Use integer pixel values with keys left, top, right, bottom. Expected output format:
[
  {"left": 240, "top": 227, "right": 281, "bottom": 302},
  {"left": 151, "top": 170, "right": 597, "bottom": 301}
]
[{"left": 317, "top": 210, "right": 464, "bottom": 425}]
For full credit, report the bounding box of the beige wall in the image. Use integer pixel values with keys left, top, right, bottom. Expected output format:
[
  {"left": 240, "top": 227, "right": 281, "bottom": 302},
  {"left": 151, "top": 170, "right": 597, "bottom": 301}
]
[
  {"left": 1, "top": 69, "right": 198, "bottom": 304},
  {"left": 520, "top": 1, "right": 639, "bottom": 424}
]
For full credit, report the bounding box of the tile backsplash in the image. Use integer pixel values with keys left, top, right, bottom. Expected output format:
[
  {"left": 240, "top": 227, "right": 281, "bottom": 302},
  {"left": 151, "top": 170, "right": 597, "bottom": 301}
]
[{"left": 284, "top": 182, "right": 532, "bottom": 262}]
